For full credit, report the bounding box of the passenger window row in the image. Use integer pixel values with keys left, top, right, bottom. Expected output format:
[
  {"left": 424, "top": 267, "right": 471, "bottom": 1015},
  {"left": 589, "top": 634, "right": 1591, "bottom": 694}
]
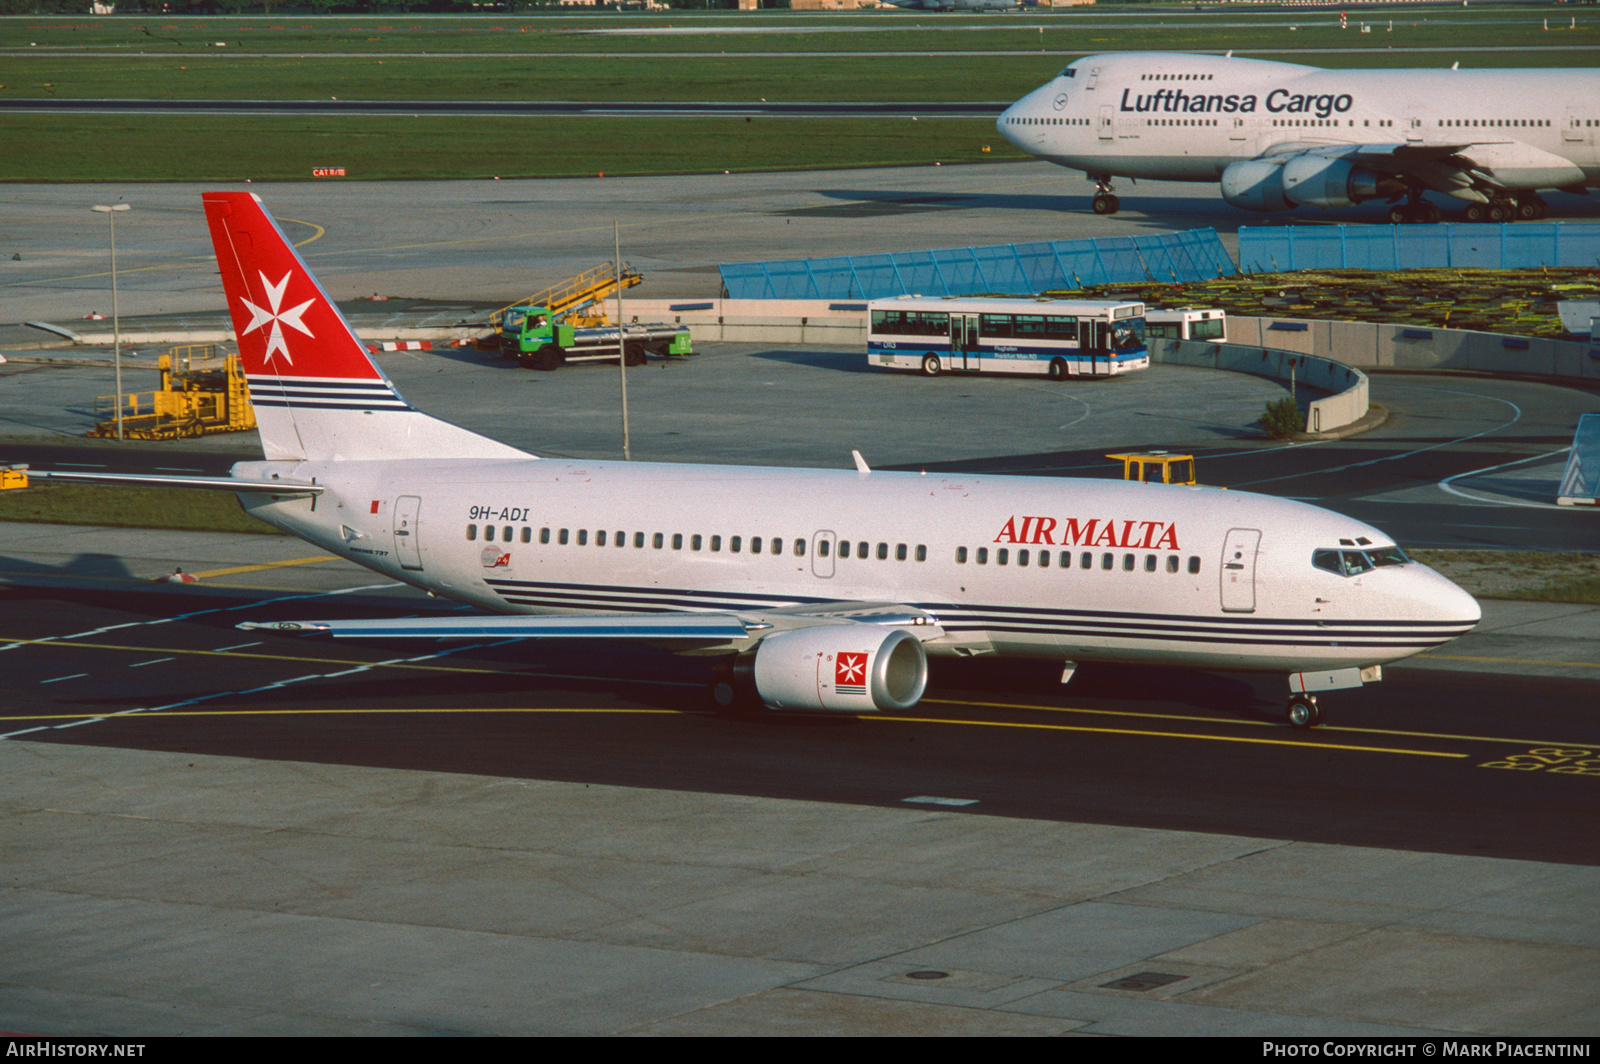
[
  {"left": 955, "top": 547, "right": 1202, "bottom": 575},
  {"left": 464, "top": 525, "right": 930, "bottom": 563},
  {"left": 1440, "top": 119, "right": 1550, "bottom": 128}
]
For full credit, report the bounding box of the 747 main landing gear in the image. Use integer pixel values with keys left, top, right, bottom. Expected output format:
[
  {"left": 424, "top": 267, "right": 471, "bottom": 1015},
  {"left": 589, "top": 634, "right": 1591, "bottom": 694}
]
[
  {"left": 1465, "top": 192, "right": 1548, "bottom": 222},
  {"left": 1388, "top": 198, "right": 1441, "bottom": 225}
]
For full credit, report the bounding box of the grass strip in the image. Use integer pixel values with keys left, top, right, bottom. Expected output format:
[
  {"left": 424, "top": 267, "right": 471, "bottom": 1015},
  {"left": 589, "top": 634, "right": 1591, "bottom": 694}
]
[
  {"left": 0, "top": 482, "right": 284, "bottom": 535},
  {"left": 0, "top": 113, "right": 1022, "bottom": 182}
]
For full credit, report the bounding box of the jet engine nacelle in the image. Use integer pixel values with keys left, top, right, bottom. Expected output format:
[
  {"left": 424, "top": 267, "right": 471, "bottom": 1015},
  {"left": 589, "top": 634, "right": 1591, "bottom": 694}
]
[
  {"left": 749, "top": 625, "right": 928, "bottom": 712},
  {"left": 1220, "top": 159, "right": 1292, "bottom": 212},
  {"left": 1224, "top": 156, "right": 1401, "bottom": 211},
  {"left": 1280, "top": 156, "right": 1396, "bottom": 208}
]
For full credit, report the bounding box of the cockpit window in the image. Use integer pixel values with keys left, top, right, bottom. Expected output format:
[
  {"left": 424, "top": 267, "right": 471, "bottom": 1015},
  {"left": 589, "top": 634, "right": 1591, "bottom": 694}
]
[
  {"left": 1313, "top": 546, "right": 1410, "bottom": 576},
  {"left": 1060, "top": 67, "right": 1076, "bottom": 78}
]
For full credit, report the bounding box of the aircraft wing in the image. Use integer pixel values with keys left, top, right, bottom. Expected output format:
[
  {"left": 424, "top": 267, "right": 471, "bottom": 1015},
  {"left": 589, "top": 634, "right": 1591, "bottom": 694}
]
[
  {"left": 239, "top": 603, "right": 944, "bottom": 641},
  {"left": 24, "top": 469, "right": 323, "bottom": 494},
  {"left": 1256, "top": 139, "right": 1586, "bottom": 202}
]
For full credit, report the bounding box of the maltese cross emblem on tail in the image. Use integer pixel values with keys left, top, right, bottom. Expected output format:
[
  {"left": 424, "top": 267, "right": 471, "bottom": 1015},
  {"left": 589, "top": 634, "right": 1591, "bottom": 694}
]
[{"left": 240, "top": 271, "right": 315, "bottom": 366}]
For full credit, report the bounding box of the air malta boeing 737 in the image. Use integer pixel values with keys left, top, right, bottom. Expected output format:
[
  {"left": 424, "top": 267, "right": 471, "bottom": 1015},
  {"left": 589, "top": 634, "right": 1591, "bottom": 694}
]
[
  {"left": 998, "top": 52, "right": 1599, "bottom": 222},
  {"left": 31, "top": 193, "right": 1480, "bottom": 727}
]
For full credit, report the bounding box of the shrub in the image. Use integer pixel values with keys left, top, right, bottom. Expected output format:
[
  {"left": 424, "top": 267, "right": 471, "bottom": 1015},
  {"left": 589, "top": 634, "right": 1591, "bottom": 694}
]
[{"left": 1258, "top": 397, "right": 1304, "bottom": 439}]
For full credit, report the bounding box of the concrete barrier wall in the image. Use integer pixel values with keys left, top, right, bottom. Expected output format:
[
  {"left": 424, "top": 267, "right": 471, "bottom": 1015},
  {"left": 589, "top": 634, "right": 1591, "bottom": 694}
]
[
  {"left": 1149, "top": 338, "right": 1370, "bottom": 434},
  {"left": 1228, "top": 316, "right": 1600, "bottom": 381}
]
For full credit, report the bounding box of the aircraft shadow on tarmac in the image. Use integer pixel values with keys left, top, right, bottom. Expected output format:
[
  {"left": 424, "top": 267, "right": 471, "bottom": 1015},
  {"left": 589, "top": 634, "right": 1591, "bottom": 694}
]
[
  {"left": 0, "top": 551, "right": 141, "bottom": 585},
  {"left": 808, "top": 187, "right": 1246, "bottom": 232},
  {"left": 810, "top": 186, "right": 1600, "bottom": 229}
]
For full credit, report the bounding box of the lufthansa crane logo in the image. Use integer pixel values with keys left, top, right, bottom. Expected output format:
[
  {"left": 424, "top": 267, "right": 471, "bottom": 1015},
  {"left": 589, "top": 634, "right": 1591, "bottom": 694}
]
[{"left": 240, "top": 271, "right": 316, "bottom": 366}]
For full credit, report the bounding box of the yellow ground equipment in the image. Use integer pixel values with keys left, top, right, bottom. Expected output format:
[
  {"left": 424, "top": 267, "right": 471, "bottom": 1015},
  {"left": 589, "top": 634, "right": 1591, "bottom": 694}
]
[
  {"left": 1107, "top": 451, "right": 1198, "bottom": 486},
  {"left": 1, "top": 464, "right": 27, "bottom": 490},
  {"left": 492, "top": 261, "right": 643, "bottom": 330},
  {"left": 89, "top": 345, "right": 256, "bottom": 441}
]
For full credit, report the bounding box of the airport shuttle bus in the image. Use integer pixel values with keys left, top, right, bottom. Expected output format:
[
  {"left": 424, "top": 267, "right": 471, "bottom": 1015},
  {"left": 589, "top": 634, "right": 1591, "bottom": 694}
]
[
  {"left": 867, "top": 296, "right": 1149, "bottom": 380},
  {"left": 1146, "top": 307, "right": 1227, "bottom": 344}
]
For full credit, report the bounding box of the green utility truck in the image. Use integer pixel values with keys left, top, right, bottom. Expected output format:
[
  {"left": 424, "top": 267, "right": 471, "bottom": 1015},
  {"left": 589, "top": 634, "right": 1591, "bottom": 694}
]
[{"left": 497, "top": 306, "right": 693, "bottom": 371}]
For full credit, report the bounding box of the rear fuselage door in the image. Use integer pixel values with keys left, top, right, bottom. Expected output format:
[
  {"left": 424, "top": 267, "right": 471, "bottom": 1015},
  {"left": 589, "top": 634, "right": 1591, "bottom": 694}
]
[
  {"left": 1220, "top": 527, "right": 1261, "bottom": 613},
  {"left": 395, "top": 495, "right": 423, "bottom": 571}
]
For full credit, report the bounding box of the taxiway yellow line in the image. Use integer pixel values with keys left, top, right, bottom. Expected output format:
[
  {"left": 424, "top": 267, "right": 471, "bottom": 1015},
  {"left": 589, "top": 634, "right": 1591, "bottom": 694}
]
[
  {"left": 0, "top": 707, "right": 686, "bottom": 723},
  {"left": 925, "top": 697, "right": 1599, "bottom": 751},
  {"left": 871, "top": 715, "right": 1466, "bottom": 758},
  {"left": 186, "top": 556, "right": 336, "bottom": 578},
  {"left": 0, "top": 705, "right": 1461, "bottom": 756},
  {"left": 0, "top": 636, "right": 510, "bottom": 675},
  {"left": 1417, "top": 652, "right": 1600, "bottom": 670}
]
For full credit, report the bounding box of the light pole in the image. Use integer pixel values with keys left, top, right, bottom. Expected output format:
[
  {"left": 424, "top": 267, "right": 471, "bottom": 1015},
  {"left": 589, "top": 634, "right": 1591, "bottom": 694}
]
[{"left": 91, "top": 203, "right": 131, "bottom": 440}]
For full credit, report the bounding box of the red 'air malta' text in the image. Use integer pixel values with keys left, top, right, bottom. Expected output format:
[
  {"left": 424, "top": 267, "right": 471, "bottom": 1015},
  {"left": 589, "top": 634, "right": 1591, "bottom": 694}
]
[{"left": 995, "top": 515, "right": 1180, "bottom": 551}]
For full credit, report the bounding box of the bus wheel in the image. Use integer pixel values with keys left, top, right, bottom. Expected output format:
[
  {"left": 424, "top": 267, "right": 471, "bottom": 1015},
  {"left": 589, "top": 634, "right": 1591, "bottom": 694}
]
[
  {"left": 921, "top": 354, "right": 942, "bottom": 377},
  {"left": 1048, "top": 358, "right": 1069, "bottom": 382}
]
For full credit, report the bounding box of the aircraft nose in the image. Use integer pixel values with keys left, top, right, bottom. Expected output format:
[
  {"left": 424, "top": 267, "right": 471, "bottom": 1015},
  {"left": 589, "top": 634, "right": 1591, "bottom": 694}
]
[
  {"left": 997, "top": 102, "right": 1020, "bottom": 143},
  {"left": 1419, "top": 567, "right": 1481, "bottom": 631}
]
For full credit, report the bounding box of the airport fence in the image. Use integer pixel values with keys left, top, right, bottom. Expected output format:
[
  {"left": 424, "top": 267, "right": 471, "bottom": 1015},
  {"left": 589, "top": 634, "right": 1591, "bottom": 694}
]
[
  {"left": 1237, "top": 223, "right": 1600, "bottom": 273},
  {"left": 718, "top": 229, "right": 1237, "bottom": 301}
]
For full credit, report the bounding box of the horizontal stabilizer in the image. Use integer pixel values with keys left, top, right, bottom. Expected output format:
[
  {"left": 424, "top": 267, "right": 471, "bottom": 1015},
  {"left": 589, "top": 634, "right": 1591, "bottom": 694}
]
[{"left": 26, "top": 469, "right": 324, "bottom": 494}]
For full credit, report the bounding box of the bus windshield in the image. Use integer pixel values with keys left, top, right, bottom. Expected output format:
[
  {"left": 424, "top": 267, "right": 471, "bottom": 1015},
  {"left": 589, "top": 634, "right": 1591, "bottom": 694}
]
[{"left": 1111, "top": 317, "right": 1147, "bottom": 353}]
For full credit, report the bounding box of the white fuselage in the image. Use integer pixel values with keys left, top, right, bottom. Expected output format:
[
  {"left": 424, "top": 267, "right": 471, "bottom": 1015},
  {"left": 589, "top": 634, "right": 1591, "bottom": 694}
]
[
  {"left": 236, "top": 457, "right": 1480, "bottom": 673},
  {"left": 998, "top": 53, "right": 1600, "bottom": 188}
]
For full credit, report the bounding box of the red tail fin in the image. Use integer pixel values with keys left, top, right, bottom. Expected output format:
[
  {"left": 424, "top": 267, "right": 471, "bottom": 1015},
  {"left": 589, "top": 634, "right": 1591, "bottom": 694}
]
[
  {"left": 204, "top": 192, "right": 383, "bottom": 384},
  {"left": 203, "top": 192, "right": 527, "bottom": 463}
]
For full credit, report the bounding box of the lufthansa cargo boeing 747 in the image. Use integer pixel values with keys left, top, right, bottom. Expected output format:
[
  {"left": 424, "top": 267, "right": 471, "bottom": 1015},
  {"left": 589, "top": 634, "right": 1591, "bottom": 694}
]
[
  {"left": 998, "top": 52, "right": 1599, "bottom": 222},
  {"left": 28, "top": 194, "right": 1481, "bottom": 727}
]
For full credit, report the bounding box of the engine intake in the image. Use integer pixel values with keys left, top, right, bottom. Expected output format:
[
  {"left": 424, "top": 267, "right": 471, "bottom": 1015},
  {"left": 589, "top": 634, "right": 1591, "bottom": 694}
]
[{"left": 747, "top": 625, "right": 928, "bottom": 712}]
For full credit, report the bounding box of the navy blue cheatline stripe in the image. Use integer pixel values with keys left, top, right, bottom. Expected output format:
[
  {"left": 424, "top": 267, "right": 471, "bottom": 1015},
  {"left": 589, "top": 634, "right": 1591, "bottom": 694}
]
[
  {"left": 482, "top": 579, "right": 1469, "bottom": 648},
  {"left": 928, "top": 609, "right": 1475, "bottom": 637},
  {"left": 486, "top": 582, "right": 802, "bottom": 607},
  {"left": 247, "top": 375, "right": 412, "bottom": 411},
  {"left": 922, "top": 603, "right": 1471, "bottom": 629}
]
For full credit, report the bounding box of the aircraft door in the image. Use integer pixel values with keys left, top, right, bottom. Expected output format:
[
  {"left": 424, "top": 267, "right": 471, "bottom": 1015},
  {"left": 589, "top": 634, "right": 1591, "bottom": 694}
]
[
  {"left": 394, "top": 494, "right": 423, "bottom": 571},
  {"left": 811, "top": 530, "right": 836, "bottom": 579},
  {"left": 1098, "top": 105, "right": 1114, "bottom": 141},
  {"left": 1220, "top": 527, "right": 1261, "bottom": 613}
]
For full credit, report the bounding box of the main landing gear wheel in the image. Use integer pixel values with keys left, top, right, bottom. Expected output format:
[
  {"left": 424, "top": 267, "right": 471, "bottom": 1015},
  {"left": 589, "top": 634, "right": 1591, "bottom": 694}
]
[
  {"left": 1092, "top": 193, "right": 1121, "bottom": 216},
  {"left": 921, "top": 354, "right": 942, "bottom": 377},
  {"left": 1389, "top": 201, "right": 1441, "bottom": 225},
  {"left": 1287, "top": 695, "right": 1324, "bottom": 729}
]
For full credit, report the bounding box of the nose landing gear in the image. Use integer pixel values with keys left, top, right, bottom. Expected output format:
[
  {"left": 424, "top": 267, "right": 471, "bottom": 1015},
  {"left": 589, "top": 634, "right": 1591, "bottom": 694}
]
[
  {"left": 1287, "top": 694, "right": 1324, "bottom": 729},
  {"left": 1090, "top": 174, "right": 1121, "bottom": 216}
]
